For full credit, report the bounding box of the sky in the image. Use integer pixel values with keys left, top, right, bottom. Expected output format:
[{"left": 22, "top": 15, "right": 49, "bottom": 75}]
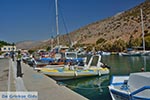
[{"left": 0, "top": 0, "right": 145, "bottom": 43}]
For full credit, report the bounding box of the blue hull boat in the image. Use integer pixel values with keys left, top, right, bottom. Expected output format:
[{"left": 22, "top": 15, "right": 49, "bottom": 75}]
[{"left": 109, "top": 72, "right": 150, "bottom": 100}]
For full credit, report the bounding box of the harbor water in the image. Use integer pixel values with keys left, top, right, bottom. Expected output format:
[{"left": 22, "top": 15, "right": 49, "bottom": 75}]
[{"left": 59, "top": 55, "right": 150, "bottom": 100}]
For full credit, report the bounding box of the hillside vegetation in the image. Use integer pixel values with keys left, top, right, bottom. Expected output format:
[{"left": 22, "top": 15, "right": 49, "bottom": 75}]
[{"left": 0, "top": 40, "right": 12, "bottom": 47}]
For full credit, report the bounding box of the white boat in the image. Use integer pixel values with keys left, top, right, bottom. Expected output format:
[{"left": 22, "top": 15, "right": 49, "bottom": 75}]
[
  {"left": 109, "top": 72, "right": 150, "bottom": 100},
  {"left": 140, "top": 50, "right": 150, "bottom": 56},
  {"left": 40, "top": 68, "right": 100, "bottom": 80},
  {"left": 40, "top": 54, "right": 110, "bottom": 80},
  {"left": 120, "top": 51, "right": 141, "bottom": 56},
  {"left": 101, "top": 51, "right": 111, "bottom": 56}
]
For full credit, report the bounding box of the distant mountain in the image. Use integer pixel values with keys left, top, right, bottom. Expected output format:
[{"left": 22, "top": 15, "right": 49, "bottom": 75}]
[
  {"left": 16, "top": 0, "right": 150, "bottom": 50},
  {"left": 16, "top": 40, "right": 41, "bottom": 50},
  {"left": 16, "top": 39, "right": 57, "bottom": 50}
]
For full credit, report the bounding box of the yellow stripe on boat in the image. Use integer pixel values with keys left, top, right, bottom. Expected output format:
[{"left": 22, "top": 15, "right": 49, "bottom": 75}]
[{"left": 41, "top": 69, "right": 58, "bottom": 72}]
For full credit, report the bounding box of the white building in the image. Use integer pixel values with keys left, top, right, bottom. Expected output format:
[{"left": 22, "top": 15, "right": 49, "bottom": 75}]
[{"left": 0, "top": 45, "right": 16, "bottom": 52}]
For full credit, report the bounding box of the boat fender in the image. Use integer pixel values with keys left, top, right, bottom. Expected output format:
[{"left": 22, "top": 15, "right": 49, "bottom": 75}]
[
  {"left": 98, "top": 70, "right": 101, "bottom": 76},
  {"left": 74, "top": 71, "right": 78, "bottom": 76}
]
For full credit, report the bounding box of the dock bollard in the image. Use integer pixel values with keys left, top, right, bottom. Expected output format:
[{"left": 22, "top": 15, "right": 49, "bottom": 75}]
[{"left": 17, "top": 60, "right": 23, "bottom": 77}]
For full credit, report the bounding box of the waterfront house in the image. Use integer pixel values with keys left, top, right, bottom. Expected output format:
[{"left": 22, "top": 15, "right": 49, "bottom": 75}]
[{"left": 0, "top": 45, "right": 16, "bottom": 52}]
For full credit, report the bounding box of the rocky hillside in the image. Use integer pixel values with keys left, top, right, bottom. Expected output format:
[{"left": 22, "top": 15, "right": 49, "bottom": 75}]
[
  {"left": 67, "top": 0, "right": 150, "bottom": 45},
  {"left": 17, "top": 0, "right": 150, "bottom": 50}
]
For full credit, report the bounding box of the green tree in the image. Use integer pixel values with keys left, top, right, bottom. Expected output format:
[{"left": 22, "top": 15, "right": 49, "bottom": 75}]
[
  {"left": 133, "top": 38, "right": 142, "bottom": 47},
  {"left": 0, "top": 43, "right": 2, "bottom": 48},
  {"left": 128, "top": 36, "right": 142, "bottom": 48},
  {"left": 112, "top": 39, "right": 126, "bottom": 52},
  {"left": 46, "top": 46, "right": 51, "bottom": 51},
  {"left": 95, "top": 45, "right": 101, "bottom": 51},
  {"left": 96, "top": 38, "right": 106, "bottom": 45},
  {"left": 128, "top": 35, "right": 134, "bottom": 48},
  {"left": 28, "top": 49, "right": 35, "bottom": 54},
  {"left": 103, "top": 42, "right": 113, "bottom": 51},
  {"left": 0, "top": 40, "right": 12, "bottom": 47},
  {"left": 145, "top": 36, "right": 150, "bottom": 49},
  {"left": 86, "top": 45, "right": 93, "bottom": 52}
]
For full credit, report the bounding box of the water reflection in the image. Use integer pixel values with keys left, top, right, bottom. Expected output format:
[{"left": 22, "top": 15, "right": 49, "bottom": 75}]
[
  {"left": 60, "top": 75, "right": 109, "bottom": 89},
  {"left": 143, "top": 56, "right": 147, "bottom": 71},
  {"left": 101, "top": 55, "right": 150, "bottom": 75},
  {"left": 58, "top": 75, "right": 110, "bottom": 100},
  {"left": 57, "top": 55, "right": 150, "bottom": 100}
]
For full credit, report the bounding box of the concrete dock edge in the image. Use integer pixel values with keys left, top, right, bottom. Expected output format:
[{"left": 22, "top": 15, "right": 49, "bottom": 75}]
[{"left": 11, "top": 60, "right": 88, "bottom": 100}]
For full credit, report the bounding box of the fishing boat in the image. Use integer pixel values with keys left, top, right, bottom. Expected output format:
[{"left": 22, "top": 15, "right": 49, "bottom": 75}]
[
  {"left": 34, "top": 51, "right": 85, "bottom": 71},
  {"left": 109, "top": 72, "right": 150, "bottom": 100},
  {"left": 40, "top": 54, "right": 110, "bottom": 80}
]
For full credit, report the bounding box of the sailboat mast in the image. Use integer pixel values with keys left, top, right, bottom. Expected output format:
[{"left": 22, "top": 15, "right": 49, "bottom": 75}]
[
  {"left": 140, "top": 9, "right": 145, "bottom": 51},
  {"left": 55, "top": 0, "right": 59, "bottom": 46}
]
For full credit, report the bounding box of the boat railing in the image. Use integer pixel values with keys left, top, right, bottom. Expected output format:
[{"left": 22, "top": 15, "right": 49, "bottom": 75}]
[
  {"left": 130, "top": 86, "right": 150, "bottom": 100},
  {"left": 87, "top": 55, "right": 101, "bottom": 68}
]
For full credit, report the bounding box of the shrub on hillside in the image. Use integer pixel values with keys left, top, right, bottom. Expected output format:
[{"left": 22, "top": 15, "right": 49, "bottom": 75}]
[{"left": 96, "top": 38, "right": 106, "bottom": 45}]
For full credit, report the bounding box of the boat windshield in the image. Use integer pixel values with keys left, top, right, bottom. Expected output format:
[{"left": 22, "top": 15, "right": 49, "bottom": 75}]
[
  {"left": 65, "top": 52, "right": 77, "bottom": 59},
  {"left": 90, "top": 56, "right": 99, "bottom": 66}
]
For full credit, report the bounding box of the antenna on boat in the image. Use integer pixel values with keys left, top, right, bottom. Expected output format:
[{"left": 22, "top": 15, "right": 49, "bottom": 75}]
[
  {"left": 140, "top": 8, "right": 145, "bottom": 52},
  {"left": 55, "top": 0, "right": 60, "bottom": 46}
]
